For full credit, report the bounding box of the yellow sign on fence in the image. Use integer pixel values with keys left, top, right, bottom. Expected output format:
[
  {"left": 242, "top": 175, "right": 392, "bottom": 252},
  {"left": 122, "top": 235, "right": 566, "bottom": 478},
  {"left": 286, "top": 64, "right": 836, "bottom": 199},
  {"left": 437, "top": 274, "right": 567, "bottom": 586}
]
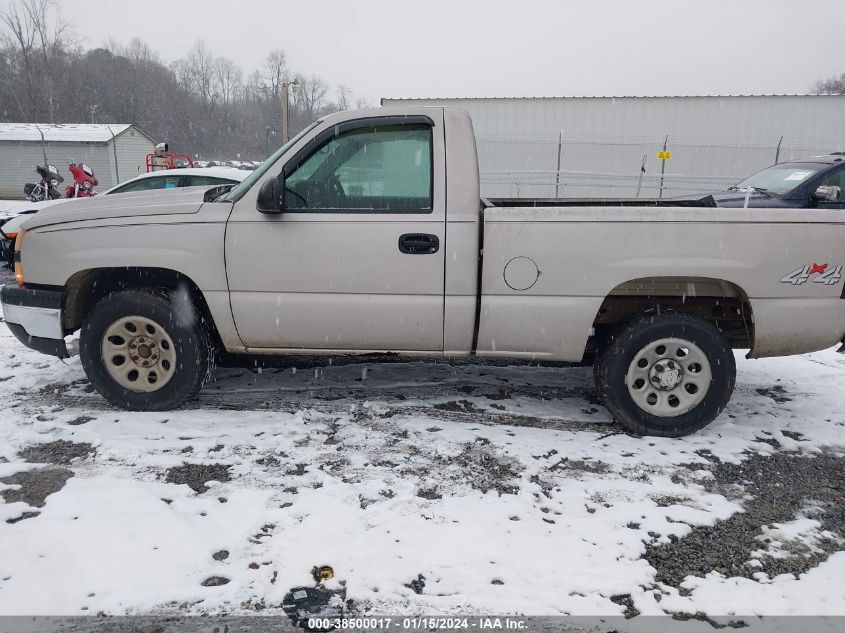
[{"left": 657, "top": 150, "right": 672, "bottom": 160}]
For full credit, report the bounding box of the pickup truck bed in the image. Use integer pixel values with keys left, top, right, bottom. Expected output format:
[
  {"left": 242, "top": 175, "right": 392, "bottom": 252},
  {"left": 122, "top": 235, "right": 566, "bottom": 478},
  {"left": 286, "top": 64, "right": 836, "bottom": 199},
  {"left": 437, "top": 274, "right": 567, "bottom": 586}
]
[{"left": 478, "top": 204, "right": 845, "bottom": 361}]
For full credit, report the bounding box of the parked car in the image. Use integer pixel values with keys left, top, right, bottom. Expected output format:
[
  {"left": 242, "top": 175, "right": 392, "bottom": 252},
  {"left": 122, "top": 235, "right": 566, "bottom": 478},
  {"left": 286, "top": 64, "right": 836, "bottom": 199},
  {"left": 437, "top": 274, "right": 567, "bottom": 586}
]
[
  {"left": 104, "top": 166, "right": 247, "bottom": 194},
  {"left": 676, "top": 154, "right": 845, "bottom": 208},
  {"left": 3, "top": 107, "right": 844, "bottom": 437},
  {"left": 0, "top": 167, "right": 247, "bottom": 268}
]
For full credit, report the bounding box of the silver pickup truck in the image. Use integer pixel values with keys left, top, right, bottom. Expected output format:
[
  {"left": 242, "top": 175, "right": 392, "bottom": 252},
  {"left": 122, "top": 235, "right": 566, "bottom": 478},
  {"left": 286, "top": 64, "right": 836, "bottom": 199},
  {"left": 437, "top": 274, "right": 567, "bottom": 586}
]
[{"left": 2, "top": 107, "right": 844, "bottom": 437}]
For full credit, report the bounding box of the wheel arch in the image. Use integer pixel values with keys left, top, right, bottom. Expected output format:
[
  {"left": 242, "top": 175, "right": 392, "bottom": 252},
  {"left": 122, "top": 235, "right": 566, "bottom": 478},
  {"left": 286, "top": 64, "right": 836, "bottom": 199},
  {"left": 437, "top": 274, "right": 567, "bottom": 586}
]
[
  {"left": 590, "top": 275, "right": 755, "bottom": 355},
  {"left": 62, "top": 266, "right": 224, "bottom": 350}
]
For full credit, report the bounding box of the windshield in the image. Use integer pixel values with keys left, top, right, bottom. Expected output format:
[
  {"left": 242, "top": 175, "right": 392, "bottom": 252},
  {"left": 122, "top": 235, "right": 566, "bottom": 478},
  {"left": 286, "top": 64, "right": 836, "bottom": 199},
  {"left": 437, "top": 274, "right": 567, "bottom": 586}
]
[
  {"left": 731, "top": 163, "right": 824, "bottom": 195},
  {"left": 217, "top": 120, "right": 322, "bottom": 202}
]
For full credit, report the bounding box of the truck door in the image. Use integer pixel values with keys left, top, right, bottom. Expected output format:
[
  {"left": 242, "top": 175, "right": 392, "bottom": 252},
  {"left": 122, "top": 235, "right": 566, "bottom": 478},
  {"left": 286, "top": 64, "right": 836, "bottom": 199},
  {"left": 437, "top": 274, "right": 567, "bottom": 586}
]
[{"left": 225, "top": 113, "right": 446, "bottom": 352}]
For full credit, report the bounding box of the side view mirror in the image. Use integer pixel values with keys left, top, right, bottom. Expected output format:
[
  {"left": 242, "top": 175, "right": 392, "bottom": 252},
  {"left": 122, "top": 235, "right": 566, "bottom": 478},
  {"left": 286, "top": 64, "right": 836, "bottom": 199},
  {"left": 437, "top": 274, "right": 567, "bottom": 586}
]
[
  {"left": 257, "top": 176, "right": 284, "bottom": 213},
  {"left": 813, "top": 185, "right": 841, "bottom": 203}
]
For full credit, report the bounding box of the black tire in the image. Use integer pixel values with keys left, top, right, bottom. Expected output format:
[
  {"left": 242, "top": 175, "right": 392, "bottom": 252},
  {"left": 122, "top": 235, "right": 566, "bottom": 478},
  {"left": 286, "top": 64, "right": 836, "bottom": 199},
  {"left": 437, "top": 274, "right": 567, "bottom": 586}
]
[
  {"left": 594, "top": 313, "right": 735, "bottom": 437},
  {"left": 80, "top": 289, "right": 214, "bottom": 411}
]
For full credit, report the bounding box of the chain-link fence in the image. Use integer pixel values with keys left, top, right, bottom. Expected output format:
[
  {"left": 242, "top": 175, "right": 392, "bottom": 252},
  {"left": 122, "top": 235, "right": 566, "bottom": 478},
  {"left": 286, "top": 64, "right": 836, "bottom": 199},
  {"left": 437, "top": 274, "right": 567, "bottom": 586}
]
[{"left": 477, "top": 134, "right": 844, "bottom": 199}]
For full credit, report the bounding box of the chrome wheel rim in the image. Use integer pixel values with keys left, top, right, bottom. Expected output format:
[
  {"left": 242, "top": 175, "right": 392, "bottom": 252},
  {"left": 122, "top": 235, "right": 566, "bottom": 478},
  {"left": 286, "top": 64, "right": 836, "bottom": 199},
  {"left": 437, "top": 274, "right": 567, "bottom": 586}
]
[
  {"left": 101, "top": 316, "right": 176, "bottom": 392},
  {"left": 625, "top": 337, "right": 712, "bottom": 417}
]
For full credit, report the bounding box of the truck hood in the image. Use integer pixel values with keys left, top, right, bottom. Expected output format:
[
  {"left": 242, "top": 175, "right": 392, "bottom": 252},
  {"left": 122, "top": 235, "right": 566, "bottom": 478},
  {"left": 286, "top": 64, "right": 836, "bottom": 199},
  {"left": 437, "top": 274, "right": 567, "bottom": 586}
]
[{"left": 20, "top": 187, "right": 211, "bottom": 231}]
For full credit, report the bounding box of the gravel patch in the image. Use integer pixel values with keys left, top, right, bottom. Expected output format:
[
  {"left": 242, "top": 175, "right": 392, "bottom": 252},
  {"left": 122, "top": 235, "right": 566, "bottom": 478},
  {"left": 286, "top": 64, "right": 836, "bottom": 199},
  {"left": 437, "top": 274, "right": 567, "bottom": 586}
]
[
  {"left": 440, "top": 438, "right": 523, "bottom": 495},
  {"left": 644, "top": 451, "right": 845, "bottom": 587},
  {"left": 67, "top": 416, "right": 95, "bottom": 426},
  {"left": 0, "top": 468, "right": 74, "bottom": 518},
  {"left": 165, "top": 463, "right": 232, "bottom": 493},
  {"left": 18, "top": 441, "right": 94, "bottom": 465},
  {"left": 433, "top": 399, "right": 482, "bottom": 413}
]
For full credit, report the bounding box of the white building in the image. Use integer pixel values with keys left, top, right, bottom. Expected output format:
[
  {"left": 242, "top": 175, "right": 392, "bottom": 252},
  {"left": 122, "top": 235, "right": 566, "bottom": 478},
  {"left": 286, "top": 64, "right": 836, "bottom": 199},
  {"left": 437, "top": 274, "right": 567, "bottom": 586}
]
[
  {"left": 381, "top": 95, "right": 845, "bottom": 198},
  {"left": 0, "top": 123, "right": 156, "bottom": 199}
]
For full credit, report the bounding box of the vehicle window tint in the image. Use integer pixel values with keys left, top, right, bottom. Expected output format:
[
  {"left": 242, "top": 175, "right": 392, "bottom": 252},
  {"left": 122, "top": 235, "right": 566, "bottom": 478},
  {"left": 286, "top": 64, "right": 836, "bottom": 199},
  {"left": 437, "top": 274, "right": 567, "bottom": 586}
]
[
  {"left": 112, "top": 176, "right": 181, "bottom": 194},
  {"left": 284, "top": 124, "right": 432, "bottom": 212},
  {"left": 187, "top": 176, "right": 236, "bottom": 187}
]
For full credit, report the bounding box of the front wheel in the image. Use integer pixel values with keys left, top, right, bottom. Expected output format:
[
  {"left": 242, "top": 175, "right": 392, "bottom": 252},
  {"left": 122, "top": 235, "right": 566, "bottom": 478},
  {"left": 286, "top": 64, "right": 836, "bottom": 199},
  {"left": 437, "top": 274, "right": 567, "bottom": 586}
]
[
  {"left": 80, "top": 289, "right": 214, "bottom": 411},
  {"left": 594, "top": 313, "right": 736, "bottom": 437}
]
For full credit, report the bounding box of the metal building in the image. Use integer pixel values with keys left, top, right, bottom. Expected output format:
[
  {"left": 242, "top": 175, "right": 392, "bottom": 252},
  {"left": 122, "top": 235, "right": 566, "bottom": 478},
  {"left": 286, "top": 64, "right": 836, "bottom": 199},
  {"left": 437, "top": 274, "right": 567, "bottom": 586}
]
[
  {"left": 0, "top": 123, "right": 156, "bottom": 199},
  {"left": 381, "top": 95, "right": 845, "bottom": 198}
]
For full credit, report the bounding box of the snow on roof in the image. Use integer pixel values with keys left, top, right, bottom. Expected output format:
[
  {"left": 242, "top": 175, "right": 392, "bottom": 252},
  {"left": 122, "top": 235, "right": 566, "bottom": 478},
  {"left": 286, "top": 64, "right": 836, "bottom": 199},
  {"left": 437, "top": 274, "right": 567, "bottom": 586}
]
[
  {"left": 0, "top": 123, "right": 136, "bottom": 143},
  {"left": 382, "top": 94, "right": 841, "bottom": 102}
]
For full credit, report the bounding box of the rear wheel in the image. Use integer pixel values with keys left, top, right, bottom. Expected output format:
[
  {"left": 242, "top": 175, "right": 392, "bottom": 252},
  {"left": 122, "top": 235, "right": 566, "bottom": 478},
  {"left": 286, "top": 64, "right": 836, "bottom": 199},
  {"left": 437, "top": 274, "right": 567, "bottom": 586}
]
[
  {"left": 594, "top": 313, "right": 735, "bottom": 437},
  {"left": 80, "top": 289, "right": 214, "bottom": 411}
]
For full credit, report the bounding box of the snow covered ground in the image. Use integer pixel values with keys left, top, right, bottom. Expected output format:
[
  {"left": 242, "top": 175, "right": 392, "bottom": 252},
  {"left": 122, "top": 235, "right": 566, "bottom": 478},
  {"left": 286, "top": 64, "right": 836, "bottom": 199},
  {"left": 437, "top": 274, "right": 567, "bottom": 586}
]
[{"left": 1, "top": 296, "right": 844, "bottom": 621}]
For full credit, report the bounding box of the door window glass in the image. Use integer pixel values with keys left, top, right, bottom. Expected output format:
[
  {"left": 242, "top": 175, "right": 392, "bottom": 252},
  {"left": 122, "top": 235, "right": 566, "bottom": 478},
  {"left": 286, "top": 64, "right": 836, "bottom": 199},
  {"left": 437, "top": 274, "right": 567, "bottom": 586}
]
[
  {"left": 284, "top": 123, "right": 432, "bottom": 212},
  {"left": 819, "top": 168, "right": 845, "bottom": 201},
  {"left": 187, "top": 176, "right": 237, "bottom": 187}
]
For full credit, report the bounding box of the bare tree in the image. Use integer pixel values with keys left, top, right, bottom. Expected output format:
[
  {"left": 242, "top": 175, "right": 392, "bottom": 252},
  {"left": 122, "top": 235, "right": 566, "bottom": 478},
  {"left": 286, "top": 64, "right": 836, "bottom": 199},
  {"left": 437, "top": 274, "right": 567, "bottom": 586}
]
[
  {"left": 0, "top": 0, "right": 36, "bottom": 118},
  {"left": 1, "top": 0, "right": 69, "bottom": 120},
  {"left": 215, "top": 56, "right": 241, "bottom": 122},
  {"left": 24, "top": 0, "right": 68, "bottom": 120},
  {"left": 815, "top": 73, "right": 845, "bottom": 95},
  {"left": 294, "top": 73, "right": 330, "bottom": 120},
  {"left": 242, "top": 69, "right": 265, "bottom": 104},
  {"left": 170, "top": 57, "right": 192, "bottom": 92},
  {"left": 336, "top": 84, "right": 352, "bottom": 111},
  {"left": 263, "top": 48, "right": 287, "bottom": 98},
  {"left": 174, "top": 40, "right": 217, "bottom": 110},
  {"left": 125, "top": 37, "right": 161, "bottom": 64}
]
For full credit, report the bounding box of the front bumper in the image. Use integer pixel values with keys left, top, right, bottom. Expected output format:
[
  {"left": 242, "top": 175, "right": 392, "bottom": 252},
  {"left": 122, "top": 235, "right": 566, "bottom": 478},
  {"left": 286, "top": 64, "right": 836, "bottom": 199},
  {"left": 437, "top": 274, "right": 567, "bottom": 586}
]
[{"left": 0, "top": 285, "right": 68, "bottom": 358}]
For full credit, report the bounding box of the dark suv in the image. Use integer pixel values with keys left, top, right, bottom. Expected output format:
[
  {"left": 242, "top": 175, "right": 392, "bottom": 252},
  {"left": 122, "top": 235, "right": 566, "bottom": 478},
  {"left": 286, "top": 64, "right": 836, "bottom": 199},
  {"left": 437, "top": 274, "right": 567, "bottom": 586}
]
[{"left": 707, "top": 153, "right": 845, "bottom": 208}]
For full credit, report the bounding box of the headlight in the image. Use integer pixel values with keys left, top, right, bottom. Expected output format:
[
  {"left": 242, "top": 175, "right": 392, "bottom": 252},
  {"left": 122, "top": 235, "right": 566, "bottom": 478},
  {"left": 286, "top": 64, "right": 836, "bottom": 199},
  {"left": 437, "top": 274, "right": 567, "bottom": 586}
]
[
  {"left": 14, "top": 229, "right": 24, "bottom": 284},
  {"left": 50, "top": 178, "right": 58, "bottom": 187}
]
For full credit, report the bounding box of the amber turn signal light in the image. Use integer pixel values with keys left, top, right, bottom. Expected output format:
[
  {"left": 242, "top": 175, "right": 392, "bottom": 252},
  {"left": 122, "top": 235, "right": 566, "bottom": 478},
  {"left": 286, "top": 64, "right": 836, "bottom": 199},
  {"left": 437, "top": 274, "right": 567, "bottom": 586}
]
[{"left": 13, "top": 229, "right": 24, "bottom": 284}]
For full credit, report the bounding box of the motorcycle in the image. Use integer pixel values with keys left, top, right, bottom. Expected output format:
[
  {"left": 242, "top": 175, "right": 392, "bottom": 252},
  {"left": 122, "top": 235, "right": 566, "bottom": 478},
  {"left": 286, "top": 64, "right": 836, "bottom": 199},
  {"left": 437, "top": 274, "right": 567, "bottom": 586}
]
[
  {"left": 65, "top": 162, "right": 98, "bottom": 198},
  {"left": 23, "top": 164, "right": 64, "bottom": 202}
]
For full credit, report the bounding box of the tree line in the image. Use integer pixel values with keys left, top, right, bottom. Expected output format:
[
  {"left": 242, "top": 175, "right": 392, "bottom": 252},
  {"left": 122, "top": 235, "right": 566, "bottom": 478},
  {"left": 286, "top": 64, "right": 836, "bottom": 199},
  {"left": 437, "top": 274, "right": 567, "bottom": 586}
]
[
  {"left": 0, "top": 0, "right": 366, "bottom": 160},
  {"left": 815, "top": 73, "right": 845, "bottom": 95}
]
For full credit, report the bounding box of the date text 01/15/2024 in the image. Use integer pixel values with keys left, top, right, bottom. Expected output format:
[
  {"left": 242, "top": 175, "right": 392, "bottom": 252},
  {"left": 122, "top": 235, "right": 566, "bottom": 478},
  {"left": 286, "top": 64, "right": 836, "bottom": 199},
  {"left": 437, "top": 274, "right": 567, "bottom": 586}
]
[{"left": 306, "top": 617, "right": 528, "bottom": 630}]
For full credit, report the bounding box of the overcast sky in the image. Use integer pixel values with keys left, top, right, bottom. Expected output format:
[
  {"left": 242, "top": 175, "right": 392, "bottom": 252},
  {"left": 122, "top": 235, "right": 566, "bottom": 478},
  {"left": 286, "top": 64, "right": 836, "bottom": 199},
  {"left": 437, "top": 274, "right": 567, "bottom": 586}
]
[{"left": 60, "top": 0, "right": 844, "bottom": 104}]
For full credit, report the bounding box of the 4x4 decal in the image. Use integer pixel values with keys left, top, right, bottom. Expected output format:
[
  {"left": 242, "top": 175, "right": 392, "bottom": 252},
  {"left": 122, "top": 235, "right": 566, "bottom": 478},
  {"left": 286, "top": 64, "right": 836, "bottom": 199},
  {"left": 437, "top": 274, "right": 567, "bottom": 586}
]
[{"left": 780, "top": 263, "right": 842, "bottom": 286}]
